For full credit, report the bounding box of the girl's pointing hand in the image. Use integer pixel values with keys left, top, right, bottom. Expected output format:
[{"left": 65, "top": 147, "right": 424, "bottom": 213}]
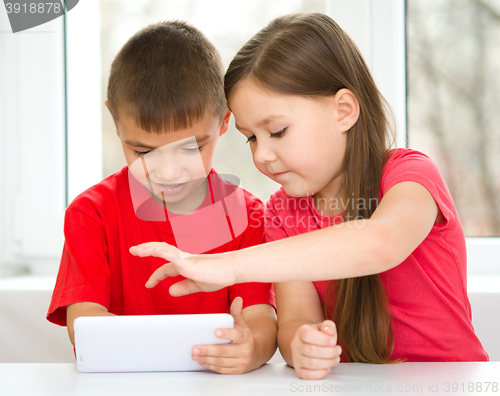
[{"left": 129, "top": 242, "right": 237, "bottom": 296}]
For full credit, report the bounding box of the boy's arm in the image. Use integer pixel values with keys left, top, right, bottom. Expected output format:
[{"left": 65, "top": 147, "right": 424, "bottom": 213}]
[
  {"left": 242, "top": 303, "right": 277, "bottom": 371},
  {"left": 66, "top": 302, "right": 115, "bottom": 346}
]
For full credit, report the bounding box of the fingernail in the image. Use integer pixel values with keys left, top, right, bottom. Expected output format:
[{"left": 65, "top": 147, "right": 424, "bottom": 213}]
[
  {"left": 215, "top": 330, "right": 223, "bottom": 337},
  {"left": 193, "top": 348, "right": 200, "bottom": 355},
  {"left": 329, "top": 338, "right": 336, "bottom": 346},
  {"left": 192, "top": 355, "right": 199, "bottom": 360}
]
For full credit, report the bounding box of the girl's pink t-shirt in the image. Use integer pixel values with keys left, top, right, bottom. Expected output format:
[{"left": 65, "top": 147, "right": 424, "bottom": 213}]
[{"left": 265, "top": 148, "right": 488, "bottom": 362}]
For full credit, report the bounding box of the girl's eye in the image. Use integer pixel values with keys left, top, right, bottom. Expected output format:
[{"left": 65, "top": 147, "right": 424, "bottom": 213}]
[
  {"left": 182, "top": 146, "right": 203, "bottom": 154},
  {"left": 270, "top": 128, "right": 286, "bottom": 138},
  {"left": 245, "top": 135, "right": 256, "bottom": 144}
]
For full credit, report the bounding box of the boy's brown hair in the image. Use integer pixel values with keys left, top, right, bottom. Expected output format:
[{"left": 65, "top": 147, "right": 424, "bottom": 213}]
[{"left": 107, "top": 21, "right": 226, "bottom": 133}]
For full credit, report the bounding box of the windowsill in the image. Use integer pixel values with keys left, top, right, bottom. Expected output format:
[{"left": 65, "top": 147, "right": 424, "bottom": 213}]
[
  {"left": 467, "top": 275, "right": 500, "bottom": 294},
  {"left": 0, "top": 275, "right": 57, "bottom": 291},
  {"left": 0, "top": 274, "right": 499, "bottom": 292}
]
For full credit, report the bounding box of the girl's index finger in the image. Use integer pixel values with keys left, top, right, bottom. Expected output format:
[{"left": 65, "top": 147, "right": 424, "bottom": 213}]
[
  {"left": 130, "top": 241, "right": 171, "bottom": 251},
  {"left": 145, "top": 263, "right": 179, "bottom": 288},
  {"left": 129, "top": 243, "right": 181, "bottom": 261}
]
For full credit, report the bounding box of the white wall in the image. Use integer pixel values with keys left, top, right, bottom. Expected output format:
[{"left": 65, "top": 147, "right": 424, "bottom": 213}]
[{"left": 0, "top": 275, "right": 498, "bottom": 363}]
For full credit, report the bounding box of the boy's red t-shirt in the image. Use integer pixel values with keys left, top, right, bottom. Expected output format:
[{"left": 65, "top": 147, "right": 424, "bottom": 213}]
[
  {"left": 47, "top": 167, "right": 275, "bottom": 326},
  {"left": 265, "top": 148, "right": 488, "bottom": 362}
]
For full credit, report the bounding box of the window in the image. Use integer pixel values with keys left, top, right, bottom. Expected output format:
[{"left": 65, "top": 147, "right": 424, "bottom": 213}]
[
  {"left": 407, "top": 0, "right": 500, "bottom": 273},
  {"left": 1, "top": 0, "right": 498, "bottom": 276},
  {"left": 0, "top": 9, "right": 65, "bottom": 276}
]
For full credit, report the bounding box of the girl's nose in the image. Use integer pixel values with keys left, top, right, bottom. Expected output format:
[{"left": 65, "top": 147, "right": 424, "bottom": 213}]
[{"left": 253, "top": 142, "right": 277, "bottom": 164}]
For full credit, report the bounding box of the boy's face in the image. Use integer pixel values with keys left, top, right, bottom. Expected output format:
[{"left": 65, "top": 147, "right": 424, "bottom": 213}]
[{"left": 111, "top": 105, "right": 230, "bottom": 213}]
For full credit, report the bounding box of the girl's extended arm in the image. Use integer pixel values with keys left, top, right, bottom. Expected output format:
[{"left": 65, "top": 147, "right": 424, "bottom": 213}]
[{"left": 131, "top": 181, "right": 440, "bottom": 293}]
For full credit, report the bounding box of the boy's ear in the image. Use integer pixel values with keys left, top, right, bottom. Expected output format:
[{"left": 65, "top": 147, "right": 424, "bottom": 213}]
[
  {"left": 334, "top": 89, "right": 360, "bottom": 133},
  {"left": 218, "top": 108, "right": 232, "bottom": 137},
  {"left": 105, "top": 100, "right": 120, "bottom": 137}
]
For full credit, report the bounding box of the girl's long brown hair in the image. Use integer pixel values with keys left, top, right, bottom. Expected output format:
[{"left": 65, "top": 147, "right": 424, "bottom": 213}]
[{"left": 225, "top": 13, "right": 397, "bottom": 363}]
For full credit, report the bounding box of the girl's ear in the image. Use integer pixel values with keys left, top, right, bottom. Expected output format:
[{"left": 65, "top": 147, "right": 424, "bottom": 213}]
[{"left": 334, "top": 89, "right": 360, "bottom": 133}]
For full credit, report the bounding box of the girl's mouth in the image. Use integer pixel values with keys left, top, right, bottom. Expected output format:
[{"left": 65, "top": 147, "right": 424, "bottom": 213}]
[{"left": 272, "top": 171, "right": 289, "bottom": 179}]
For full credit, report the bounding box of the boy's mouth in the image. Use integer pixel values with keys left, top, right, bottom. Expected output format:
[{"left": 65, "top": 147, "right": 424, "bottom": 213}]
[{"left": 156, "top": 182, "right": 188, "bottom": 195}]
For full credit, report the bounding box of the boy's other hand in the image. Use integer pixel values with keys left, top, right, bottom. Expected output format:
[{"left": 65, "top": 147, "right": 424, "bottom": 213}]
[
  {"left": 129, "top": 242, "right": 237, "bottom": 296},
  {"left": 191, "top": 297, "right": 257, "bottom": 374},
  {"left": 290, "top": 320, "right": 342, "bottom": 380}
]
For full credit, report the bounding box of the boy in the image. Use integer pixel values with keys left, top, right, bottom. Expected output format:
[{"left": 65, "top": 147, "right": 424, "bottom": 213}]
[{"left": 47, "top": 21, "right": 277, "bottom": 374}]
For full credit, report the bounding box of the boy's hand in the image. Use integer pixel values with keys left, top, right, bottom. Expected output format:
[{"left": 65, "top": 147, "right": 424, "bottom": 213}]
[
  {"left": 192, "top": 297, "right": 257, "bottom": 374},
  {"left": 291, "top": 320, "right": 342, "bottom": 380},
  {"left": 129, "top": 242, "right": 237, "bottom": 296}
]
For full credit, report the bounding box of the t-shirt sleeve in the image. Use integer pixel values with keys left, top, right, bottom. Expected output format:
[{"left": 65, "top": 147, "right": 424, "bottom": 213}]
[
  {"left": 380, "top": 150, "right": 456, "bottom": 227},
  {"left": 264, "top": 192, "right": 290, "bottom": 243},
  {"left": 46, "top": 200, "right": 112, "bottom": 326},
  {"left": 228, "top": 196, "right": 275, "bottom": 309}
]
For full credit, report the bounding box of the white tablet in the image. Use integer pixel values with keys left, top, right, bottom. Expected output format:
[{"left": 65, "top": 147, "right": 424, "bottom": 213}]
[{"left": 74, "top": 314, "right": 234, "bottom": 373}]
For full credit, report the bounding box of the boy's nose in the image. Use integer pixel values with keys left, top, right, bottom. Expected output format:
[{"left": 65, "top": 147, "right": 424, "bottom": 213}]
[{"left": 153, "top": 156, "right": 183, "bottom": 182}]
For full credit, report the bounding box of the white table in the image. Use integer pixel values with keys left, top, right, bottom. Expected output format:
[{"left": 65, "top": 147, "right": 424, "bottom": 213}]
[{"left": 1, "top": 362, "right": 499, "bottom": 396}]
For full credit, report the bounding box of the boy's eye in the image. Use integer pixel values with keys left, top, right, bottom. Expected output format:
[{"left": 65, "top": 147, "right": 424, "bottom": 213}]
[
  {"left": 182, "top": 146, "right": 203, "bottom": 154},
  {"left": 245, "top": 135, "right": 256, "bottom": 144},
  {"left": 270, "top": 128, "right": 287, "bottom": 138},
  {"left": 133, "top": 149, "right": 154, "bottom": 157}
]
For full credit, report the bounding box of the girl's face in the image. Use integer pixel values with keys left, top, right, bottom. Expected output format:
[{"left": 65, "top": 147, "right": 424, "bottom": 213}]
[{"left": 230, "top": 79, "right": 356, "bottom": 200}]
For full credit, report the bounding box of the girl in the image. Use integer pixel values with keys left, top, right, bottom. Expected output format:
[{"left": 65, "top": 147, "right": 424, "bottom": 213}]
[{"left": 131, "top": 13, "right": 488, "bottom": 379}]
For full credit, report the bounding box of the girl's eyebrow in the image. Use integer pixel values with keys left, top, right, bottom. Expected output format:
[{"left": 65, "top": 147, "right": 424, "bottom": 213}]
[
  {"left": 257, "top": 115, "right": 286, "bottom": 127},
  {"left": 235, "top": 115, "right": 286, "bottom": 131}
]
